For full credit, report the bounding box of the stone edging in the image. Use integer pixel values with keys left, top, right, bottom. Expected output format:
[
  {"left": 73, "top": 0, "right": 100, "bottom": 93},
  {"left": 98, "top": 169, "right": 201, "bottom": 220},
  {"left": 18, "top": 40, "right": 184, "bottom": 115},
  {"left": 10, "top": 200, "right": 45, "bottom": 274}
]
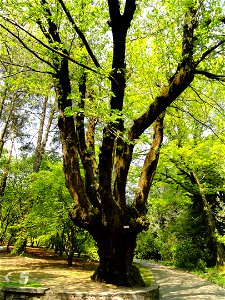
[{"left": 0, "top": 282, "right": 159, "bottom": 300}]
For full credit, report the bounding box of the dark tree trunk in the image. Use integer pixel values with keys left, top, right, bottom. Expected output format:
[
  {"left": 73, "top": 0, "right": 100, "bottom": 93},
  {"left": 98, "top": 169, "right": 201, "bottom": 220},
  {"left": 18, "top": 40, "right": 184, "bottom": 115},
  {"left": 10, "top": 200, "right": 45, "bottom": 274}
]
[
  {"left": 67, "top": 250, "right": 74, "bottom": 267},
  {"left": 91, "top": 228, "right": 144, "bottom": 287},
  {"left": 217, "top": 242, "right": 225, "bottom": 268}
]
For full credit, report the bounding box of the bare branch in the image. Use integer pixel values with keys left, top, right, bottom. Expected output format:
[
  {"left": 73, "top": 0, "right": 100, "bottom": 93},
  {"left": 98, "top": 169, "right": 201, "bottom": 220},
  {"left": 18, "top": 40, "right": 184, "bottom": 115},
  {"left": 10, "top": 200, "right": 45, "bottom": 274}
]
[
  {"left": 158, "top": 171, "right": 195, "bottom": 195},
  {"left": 0, "top": 22, "right": 57, "bottom": 71},
  {"left": 195, "top": 40, "right": 225, "bottom": 67},
  {"left": 0, "top": 16, "right": 100, "bottom": 74},
  {"left": 0, "top": 59, "right": 55, "bottom": 75},
  {"left": 170, "top": 104, "right": 224, "bottom": 142},
  {"left": 190, "top": 85, "right": 225, "bottom": 114},
  {"left": 56, "top": 0, "right": 100, "bottom": 68}
]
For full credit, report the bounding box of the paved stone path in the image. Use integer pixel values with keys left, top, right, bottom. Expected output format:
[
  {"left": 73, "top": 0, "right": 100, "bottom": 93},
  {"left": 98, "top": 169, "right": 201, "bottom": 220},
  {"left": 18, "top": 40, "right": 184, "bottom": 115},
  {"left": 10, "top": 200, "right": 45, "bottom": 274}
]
[{"left": 137, "top": 260, "right": 225, "bottom": 299}]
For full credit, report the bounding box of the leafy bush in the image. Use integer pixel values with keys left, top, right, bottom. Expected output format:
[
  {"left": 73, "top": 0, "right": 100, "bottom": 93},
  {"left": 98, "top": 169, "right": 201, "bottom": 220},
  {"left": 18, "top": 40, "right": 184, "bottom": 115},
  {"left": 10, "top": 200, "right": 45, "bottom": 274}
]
[
  {"left": 171, "top": 240, "right": 202, "bottom": 270},
  {"left": 135, "top": 231, "right": 161, "bottom": 260}
]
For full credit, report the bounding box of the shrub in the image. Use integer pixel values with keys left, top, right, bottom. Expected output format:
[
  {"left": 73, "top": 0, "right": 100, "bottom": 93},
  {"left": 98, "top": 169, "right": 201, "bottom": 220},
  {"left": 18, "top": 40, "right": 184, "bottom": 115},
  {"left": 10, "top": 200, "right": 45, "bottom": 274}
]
[
  {"left": 135, "top": 231, "right": 161, "bottom": 260},
  {"left": 171, "top": 240, "right": 201, "bottom": 270}
]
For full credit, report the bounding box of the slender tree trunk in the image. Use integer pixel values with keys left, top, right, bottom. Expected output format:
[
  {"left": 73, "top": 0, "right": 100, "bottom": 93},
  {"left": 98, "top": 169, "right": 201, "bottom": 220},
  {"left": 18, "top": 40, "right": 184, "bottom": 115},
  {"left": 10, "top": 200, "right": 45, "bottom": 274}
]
[
  {"left": 0, "top": 93, "right": 16, "bottom": 157},
  {"left": 41, "top": 98, "right": 56, "bottom": 151},
  {"left": 191, "top": 172, "right": 225, "bottom": 267},
  {"left": 0, "top": 94, "right": 5, "bottom": 119},
  {"left": 66, "top": 226, "right": 76, "bottom": 267},
  {"left": 33, "top": 96, "right": 56, "bottom": 172},
  {"left": 0, "top": 130, "right": 14, "bottom": 196},
  {"left": 33, "top": 96, "right": 48, "bottom": 172}
]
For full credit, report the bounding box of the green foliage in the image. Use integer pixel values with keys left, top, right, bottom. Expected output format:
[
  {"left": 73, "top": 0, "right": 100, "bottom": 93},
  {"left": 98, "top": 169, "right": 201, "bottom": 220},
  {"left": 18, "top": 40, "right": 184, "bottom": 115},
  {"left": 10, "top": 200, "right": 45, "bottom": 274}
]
[
  {"left": 193, "top": 267, "right": 225, "bottom": 287},
  {"left": 171, "top": 240, "right": 203, "bottom": 270},
  {"left": 135, "top": 231, "right": 160, "bottom": 260},
  {"left": 136, "top": 176, "right": 218, "bottom": 270},
  {"left": 10, "top": 237, "right": 27, "bottom": 256},
  {"left": 0, "top": 156, "right": 97, "bottom": 262}
]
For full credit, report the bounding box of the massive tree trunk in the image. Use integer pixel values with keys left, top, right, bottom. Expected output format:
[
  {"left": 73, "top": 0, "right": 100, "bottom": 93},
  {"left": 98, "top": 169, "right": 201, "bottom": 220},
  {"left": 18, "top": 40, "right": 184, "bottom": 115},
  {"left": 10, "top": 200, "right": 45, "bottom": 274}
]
[{"left": 91, "top": 226, "right": 144, "bottom": 286}]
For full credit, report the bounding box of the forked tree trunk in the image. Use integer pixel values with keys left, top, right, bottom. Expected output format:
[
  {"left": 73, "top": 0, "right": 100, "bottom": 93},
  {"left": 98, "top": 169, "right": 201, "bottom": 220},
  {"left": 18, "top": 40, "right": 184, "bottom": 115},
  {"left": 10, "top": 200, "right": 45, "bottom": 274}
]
[
  {"left": 38, "top": 0, "right": 198, "bottom": 287},
  {"left": 90, "top": 227, "right": 145, "bottom": 287}
]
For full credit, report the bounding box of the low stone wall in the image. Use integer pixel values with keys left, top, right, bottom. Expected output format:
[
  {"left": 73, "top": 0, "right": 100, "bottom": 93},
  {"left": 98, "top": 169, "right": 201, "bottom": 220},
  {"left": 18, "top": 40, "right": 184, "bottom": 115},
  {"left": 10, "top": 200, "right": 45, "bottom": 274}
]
[
  {"left": 0, "top": 287, "right": 49, "bottom": 299},
  {"left": 0, "top": 283, "right": 159, "bottom": 300}
]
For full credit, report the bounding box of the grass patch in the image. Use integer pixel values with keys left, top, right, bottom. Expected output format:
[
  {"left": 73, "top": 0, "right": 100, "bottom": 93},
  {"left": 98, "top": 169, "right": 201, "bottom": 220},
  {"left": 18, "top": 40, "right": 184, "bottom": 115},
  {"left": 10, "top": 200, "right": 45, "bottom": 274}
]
[
  {"left": 0, "top": 281, "right": 42, "bottom": 288},
  {"left": 193, "top": 267, "right": 225, "bottom": 287},
  {"left": 135, "top": 263, "right": 154, "bottom": 287}
]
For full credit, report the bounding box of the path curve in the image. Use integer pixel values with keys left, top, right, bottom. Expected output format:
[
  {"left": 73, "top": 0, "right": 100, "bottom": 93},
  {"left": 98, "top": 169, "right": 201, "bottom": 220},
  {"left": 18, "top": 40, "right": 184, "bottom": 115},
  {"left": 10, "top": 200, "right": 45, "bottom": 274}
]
[{"left": 136, "top": 260, "right": 225, "bottom": 299}]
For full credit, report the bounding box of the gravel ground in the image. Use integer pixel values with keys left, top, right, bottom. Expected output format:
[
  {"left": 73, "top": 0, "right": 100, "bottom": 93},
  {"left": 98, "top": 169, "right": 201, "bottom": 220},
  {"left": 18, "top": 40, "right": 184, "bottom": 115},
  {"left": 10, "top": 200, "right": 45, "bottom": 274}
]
[{"left": 137, "top": 260, "right": 225, "bottom": 299}]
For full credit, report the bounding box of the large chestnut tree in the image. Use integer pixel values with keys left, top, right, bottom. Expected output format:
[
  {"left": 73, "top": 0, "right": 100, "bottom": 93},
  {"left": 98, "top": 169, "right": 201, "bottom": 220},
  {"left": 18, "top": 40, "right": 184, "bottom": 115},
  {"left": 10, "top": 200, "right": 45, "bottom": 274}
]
[{"left": 0, "top": 0, "right": 224, "bottom": 286}]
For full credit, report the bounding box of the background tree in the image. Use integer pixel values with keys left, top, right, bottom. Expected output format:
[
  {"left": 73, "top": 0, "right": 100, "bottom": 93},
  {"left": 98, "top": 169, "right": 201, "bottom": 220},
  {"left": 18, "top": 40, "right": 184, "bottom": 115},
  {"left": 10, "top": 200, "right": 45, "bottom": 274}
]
[
  {"left": 136, "top": 93, "right": 225, "bottom": 270},
  {"left": 33, "top": 95, "right": 57, "bottom": 172}
]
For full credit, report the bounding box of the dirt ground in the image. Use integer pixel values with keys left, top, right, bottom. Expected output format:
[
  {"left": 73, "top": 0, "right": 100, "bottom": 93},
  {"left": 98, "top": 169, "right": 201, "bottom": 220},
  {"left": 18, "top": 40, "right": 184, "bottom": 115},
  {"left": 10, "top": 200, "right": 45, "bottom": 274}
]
[{"left": 0, "top": 247, "right": 132, "bottom": 293}]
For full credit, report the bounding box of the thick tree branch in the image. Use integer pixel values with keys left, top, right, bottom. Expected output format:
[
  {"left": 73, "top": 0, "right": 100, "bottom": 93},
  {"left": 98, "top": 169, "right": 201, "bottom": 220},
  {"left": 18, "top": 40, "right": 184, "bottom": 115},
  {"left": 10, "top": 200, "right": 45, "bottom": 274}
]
[
  {"left": 195, "top": 69, "right": 225, "bottom": 81},
  {"left": 75, "top": 74, "right": 100, "bottom": 209},
  {"left": 128, "top": 5, "right": 198, "bottom": 142},
  {"left": 111, "top": 5, "right": 198, "bottom": 210},
  {"left": 133, "top": 112, "right": 165, "bottom": 214},
  {"left": 41, "top": 0, "right": 60, "bottom": 42},
  {"left": 35, "top": 2, "right": 95, "bottom": 216},
  {"left": 98, "top": 0, "right": 137, "bottom": 219},
  {"left": 76, "top": 72, "right": 86, "bottom": 156},
  {"left": 123, "top": 0, "right": 136, "bottom": 27}
]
